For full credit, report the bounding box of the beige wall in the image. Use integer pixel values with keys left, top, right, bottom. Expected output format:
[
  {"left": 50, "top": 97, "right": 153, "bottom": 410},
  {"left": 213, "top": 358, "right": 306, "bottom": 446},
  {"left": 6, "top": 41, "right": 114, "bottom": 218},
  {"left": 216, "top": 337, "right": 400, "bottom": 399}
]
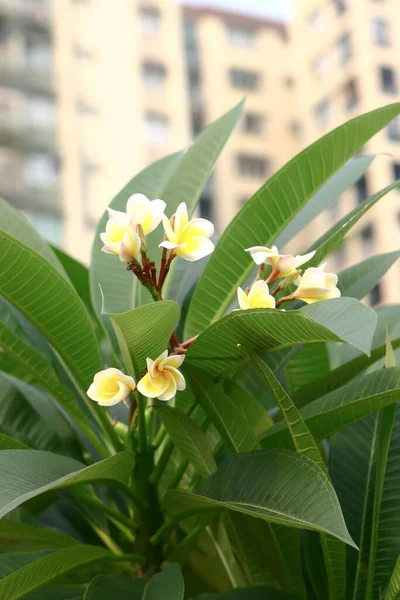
[
  {"left": 186, "top": 7, "right": 301, "bottom": 232},
  {"left": 53, "top": 0, "right": 191, "bottom": 262}
]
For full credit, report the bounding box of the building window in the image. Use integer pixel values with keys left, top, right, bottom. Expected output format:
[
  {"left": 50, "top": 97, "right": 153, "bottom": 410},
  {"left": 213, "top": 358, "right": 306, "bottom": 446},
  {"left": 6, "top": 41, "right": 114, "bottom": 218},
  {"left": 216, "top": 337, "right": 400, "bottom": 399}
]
[
  {"left": 355, "top": 175, "right": 368, "bottom": 203},
  {"left": 315, "top": 99, "right": 330, "bottom": 125},
  {"left": 226, "top": 24, "right": 256, "bottom": 46},
  {"left": 26, "top": 95, "right": 56, "bottom": 129},
  {"left": 239, "top": 196, "right": 249, "bottom": 207},
  {"left": 24, "top": 152, "right": 58, "bottom": 188},
  {"left": 344, "top": 78, "right": 359, "bottom": 110},
  {"left": 393, "top": 162, "right": 400, "bottom": 182},
  {"left": 360, "top": 223, "right": 374, "bottom": 252},
  {"left": 308, "top": 10, "right": 323, "bottom": 31},
  {"left": 337, "top": 32, "right": 352, "bottom": 65},
  {"left": 372, "top": 18, "right": 389, "bottom": 46},
  {"left": 241, "top": 113, "right": 264, "bottom": 135},
  {"left": 284, "top": 76, "right": 295, "bottom": 88},
  {"left": 199, "top": 194, "right": 212, "bottom": 220},
  {"left": 24, "top": 29, "right": 52, "bottom": 71},
  {"left": 139, "top": 7, "right": 160, "bottom": 35},
  {"left": 289, "top": 120, "right": 302, "bottom": 137},
  {"left": 370, "top": 284, "right": 381, "bottom": 306},
  {"left": 334, "top": 0, "right": 347, "bottom": 15},
  {"left": 75, "top": 97, "right": 98, "bottom": 115},
  {"left": 388, "top": 117, "right": 400, "bottom": 141},
  {"left": 142, "top": 62, "right": 166, "bottom": 88},
  {"left": 73, "top": 43, "right": 94, "bottom": 59},
  {"left": 229, "top": 68, "right": 259, "bottom": 91},
  {"left": 379, "top": 66, "right": 397, "bottom": 94},
  {"left": 236, "top": 154, "right": 269, "bottom": 178},
  {"left": 145, "top": 112, "right": 169, "bottom": 145}
]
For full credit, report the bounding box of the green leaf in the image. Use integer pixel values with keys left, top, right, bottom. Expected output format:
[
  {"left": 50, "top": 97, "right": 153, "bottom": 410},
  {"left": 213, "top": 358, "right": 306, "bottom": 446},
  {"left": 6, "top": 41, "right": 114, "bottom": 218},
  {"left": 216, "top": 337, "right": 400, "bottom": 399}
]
[
  {"left": 0, "top": 545, "right": 113, "bottom": 600},
  {"left": 0, "top": 231, "right": 102, "bottom": 390},
  {"left": 0, "top": 434, "right": 30, "bottom": 450},
  {"left": 305, "top": 181, "right": 400, "bottom": 269},
  {"left": 0, "top": 520, "right": 77, "bottom": 549},
  {"left": 330, "top": 415, "right": 379, "bottom": 599},
  {"left": 194, "top": 589, "right": 296, "bottom": 600},
  {"left": 142, "top": 563, "right": 184, "bottom": 600},
  {"left": 52, "top": 246, "right": 95, "bottom": 317},
  {"left": 185, "top": 298, "right": 376, "bottom": 379},
  {"left": 292, "top": 306, "right": 400, "bottom": 407},
  {"left": 0, "top": 450, "right": 134, "bottom": 518},
  {"left": 285, "top": 344, "right": 331, "bottom": 396},
  {"left": 251, "top": 355, "right": 345, "bottom": 600},
  {"left": 274, "top": 155, "right": 375, "bottom": 248},
  {"left": 365, "top": 334, "right": 398, "bottom": 599},
  {"left": 0, "top": 376, "right": 61, "bottom": 452},
  {"left": 338, "top": 251, "right": 400, "bottom": 300},
  {"left": 165, "top": 449, "right": 355, "bottom": 546},
  {"left": 386, "top": 556, "right": 400, "bottom": 600},
  {"left": 107, "top": 301, "right": 180, "bottom": 378},
  {"left": 370, "top": 405, "right": 400, "bottom": 596},
  {"left": 262, "top": 368, "right": 400, "bottom": 449},
  {"left": 155, "top": 406, "right": 216, "bottom": 477},
  {"left": 222, "top": 379, "right": 273, "bottom": 439},
  {"left": 184, "top": 367, "right": 259, "bottom": 453},
  {"left": 185, "top": 103, "right": 400, "bottom": 338},
  {"left": 251, "top": 354, "right": 325, "bottom": 471},
  {"left": 0, "top": 320, "right": 92, "bottom": 443},
  {"left": 0, "top": 199, "right": 66, "bottom": 276},
  {"left": 84, "top": 574, "right": 145, "bottom": 599}
]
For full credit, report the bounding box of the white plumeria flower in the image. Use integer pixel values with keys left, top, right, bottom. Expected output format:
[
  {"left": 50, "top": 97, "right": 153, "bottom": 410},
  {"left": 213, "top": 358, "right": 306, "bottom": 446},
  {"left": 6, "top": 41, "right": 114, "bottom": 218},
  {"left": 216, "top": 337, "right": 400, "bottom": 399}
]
[
  {"left": 237, "top": 280, "right": 276, "bottom": 310},
  {"left": 87, "top": 368, "right": 136, "bottom": 407},
  {"left": 292, "top": 263, "right": 341, "bottom": 304},
  {"left": 159, "top": 202, "right": 214, "bottom": 262},
  {"left": 246, "top": 245, "right": 316, "bottom": 277},
  {"left": 126, "top": 193, "right": 166, "bottom": 235},
  {"left": 100, "top": 212, "right": 141, "bottom": 262},
  {"left": 137, "top": 350, "right": 186, "bottom": 401}
]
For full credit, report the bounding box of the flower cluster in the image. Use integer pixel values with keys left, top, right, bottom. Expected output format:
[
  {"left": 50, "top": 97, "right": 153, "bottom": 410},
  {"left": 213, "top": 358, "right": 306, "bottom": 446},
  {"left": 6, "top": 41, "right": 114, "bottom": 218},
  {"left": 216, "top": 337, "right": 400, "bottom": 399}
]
[
  {"left": 238, "top": 244, "right": 340, "bottom": 309},
  {"left": 101, "top": 194, "right": 214, "bottom": 264},
  {"left": 87, "top": 350, "right": 186, "bottom": 406}
]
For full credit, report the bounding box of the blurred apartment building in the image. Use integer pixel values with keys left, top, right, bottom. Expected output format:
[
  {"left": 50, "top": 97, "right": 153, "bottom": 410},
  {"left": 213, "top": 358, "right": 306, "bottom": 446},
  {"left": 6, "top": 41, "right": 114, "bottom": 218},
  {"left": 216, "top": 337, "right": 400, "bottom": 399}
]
[{"left": 0, "top": 0, "right": 399, "bottom": 303}]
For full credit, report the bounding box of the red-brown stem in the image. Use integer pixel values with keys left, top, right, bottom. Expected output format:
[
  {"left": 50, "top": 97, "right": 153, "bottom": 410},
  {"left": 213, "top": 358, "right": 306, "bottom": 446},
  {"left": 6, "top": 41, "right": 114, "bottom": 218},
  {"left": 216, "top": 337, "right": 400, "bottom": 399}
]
[
  {"left": 158, "top": 247, "right": 168, "bottom": 289},
  {"left": 271, "top": 284, "right": 282, "bottom": 297},
  {"left": 266, "top": 268, "right": 280, "bottom": 285},
  {"left": 276, "top": 293, "right": 295, "bottom": 308},
  {"left": 128, "top": 393, "right": 137, "bottom": 430},
  {"left": 170, "top": 331, "right": 180, "bottom": 350},
  {"left": 180, "top": 335, "right": 198, "bottom": 349},
  {"left": 158, "top": 253, "right": 176, "bottom": 291},
  {"left": 150, "top": 263, "right": 157, "bottom": 286}
]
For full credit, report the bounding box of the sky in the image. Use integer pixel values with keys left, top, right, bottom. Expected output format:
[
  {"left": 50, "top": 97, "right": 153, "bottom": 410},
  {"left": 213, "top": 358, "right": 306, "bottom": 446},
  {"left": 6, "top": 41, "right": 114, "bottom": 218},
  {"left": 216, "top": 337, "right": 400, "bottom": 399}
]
[{"left": 181, "top": 0, "right": 292, "bottom": 22}]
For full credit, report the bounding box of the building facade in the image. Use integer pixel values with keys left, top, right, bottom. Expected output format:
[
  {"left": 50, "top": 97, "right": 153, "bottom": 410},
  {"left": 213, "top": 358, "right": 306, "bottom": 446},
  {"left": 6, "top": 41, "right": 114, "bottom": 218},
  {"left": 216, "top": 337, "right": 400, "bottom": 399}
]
[{"left": 1, "top": 0, "right": 399, "bottom": 304}]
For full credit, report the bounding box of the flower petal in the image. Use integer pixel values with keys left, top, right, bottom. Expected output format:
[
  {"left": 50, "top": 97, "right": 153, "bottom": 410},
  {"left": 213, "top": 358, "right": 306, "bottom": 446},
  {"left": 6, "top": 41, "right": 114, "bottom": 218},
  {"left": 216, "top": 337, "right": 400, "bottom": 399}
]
[
  {"left": 174, "top": 236, "right": 214, "bottom": 262},
  {"left": 248, "top": 280, "right": 276, "bottom": 309},
  {"left": 162, "top": 215, "right": 178, "bottom": 244},
  {"left": 174, "top": 202, "right": 189, "bottom": 235},
  {"left": 137, "top": 373, "right": 168, "bottom": 398},
  {"left": 126, "top": 193, "right": 150, "bottom": 214},
  {"left": 165, "top": 366, "right": 186, "bottom": 391},
  {"left": 237, "top": 287, "right": 250, "bottom": 310},
  {"left": 159, "top": 240, "right": 181, "bottom": 250},
  {"left": 165, "top": 354, "right": 185, "bottom": 368},
  {"left": 293, "top": 250, "right": 316, "bottom": 269},
  {"left": 157, "top": 373, "right": 177, "bottom": 401},
  {"left": 180, "top": 218, "right": 214, "bottom": 243}
]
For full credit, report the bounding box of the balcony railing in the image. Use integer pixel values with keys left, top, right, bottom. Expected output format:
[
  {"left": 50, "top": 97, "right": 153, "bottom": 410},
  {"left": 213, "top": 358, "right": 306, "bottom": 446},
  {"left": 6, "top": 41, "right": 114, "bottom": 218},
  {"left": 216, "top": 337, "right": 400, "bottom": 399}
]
[
  {"left": 0, "top": 57, "right": 54, "bottom": 94},
  {"left": 0, "top": 176, "right": 59, "bottom": 212},
  {"left": 0, "top": 0, "right": 51, "bottom": 28},
  {"left": 0, "top": 114, "right": 56, "bottom": 151}
]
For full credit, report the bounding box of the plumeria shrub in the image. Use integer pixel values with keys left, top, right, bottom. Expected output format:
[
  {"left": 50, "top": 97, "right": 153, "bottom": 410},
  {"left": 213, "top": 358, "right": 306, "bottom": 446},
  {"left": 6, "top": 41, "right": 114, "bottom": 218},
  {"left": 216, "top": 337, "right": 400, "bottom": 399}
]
[{"left": 1, "top": 101, "right": 400, "bottom": 600}]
